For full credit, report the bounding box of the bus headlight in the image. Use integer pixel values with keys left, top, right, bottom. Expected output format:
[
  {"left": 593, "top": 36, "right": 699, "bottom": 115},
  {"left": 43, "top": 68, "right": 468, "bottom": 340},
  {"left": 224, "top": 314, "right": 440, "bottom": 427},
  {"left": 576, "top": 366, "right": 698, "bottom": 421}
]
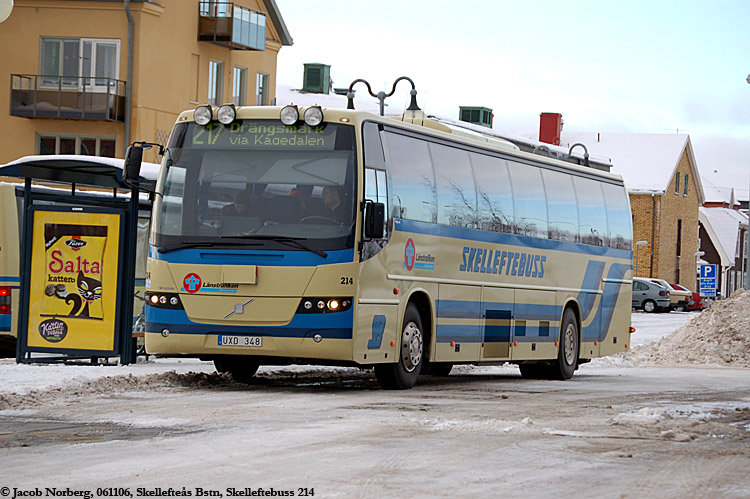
[
  {"left": 145, "top": 292, "right": 184, "bottom": 310},
  {"left": 217, "top": 104, "right": 236, "bottom": 124},
  {"left": 304, "top": 106, "right": 324, "bottom": 126},
  {"left": 194, "top": 105, "right": 213, "bottom": 126},
  {"left": 280, "top": 105, "right": 299, "bottom": 125},
  {"left": 296, "top": 297, "right": 352, "bottom": 314}
]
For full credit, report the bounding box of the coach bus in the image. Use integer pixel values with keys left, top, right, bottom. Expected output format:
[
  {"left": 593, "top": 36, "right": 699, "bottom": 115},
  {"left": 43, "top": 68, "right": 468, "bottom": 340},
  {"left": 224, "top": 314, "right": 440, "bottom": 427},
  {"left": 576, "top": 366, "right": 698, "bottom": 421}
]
[
  {"left": 139, "top": 103, "right": 633, "bottom": 389},
  {"left": 0, "top": 155, "right": 158, "bottom": 357}
]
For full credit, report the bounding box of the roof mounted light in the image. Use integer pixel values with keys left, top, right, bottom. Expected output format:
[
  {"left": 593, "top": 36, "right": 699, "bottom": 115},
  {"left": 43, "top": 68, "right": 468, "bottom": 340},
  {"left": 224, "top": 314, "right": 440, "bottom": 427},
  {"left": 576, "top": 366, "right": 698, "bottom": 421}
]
[
  {"left": 280, "top": 105, "right": 300, "bottom": 125},
  {"left": 217, "top": 104, "right": 237, "bottom": 125},
  {"left": 304, "top": 106, "right": 324, "bottom": 127},
  {"left": 194, "top": 105, "right": 213, "bottom": 126}
]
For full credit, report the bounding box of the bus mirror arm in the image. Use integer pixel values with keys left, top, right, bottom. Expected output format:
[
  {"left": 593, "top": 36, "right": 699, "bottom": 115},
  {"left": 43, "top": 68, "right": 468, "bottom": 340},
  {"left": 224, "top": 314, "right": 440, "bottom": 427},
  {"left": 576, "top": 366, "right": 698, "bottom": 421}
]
[{"left": 363, "top": 201, "right": 385, "bottom": 239}]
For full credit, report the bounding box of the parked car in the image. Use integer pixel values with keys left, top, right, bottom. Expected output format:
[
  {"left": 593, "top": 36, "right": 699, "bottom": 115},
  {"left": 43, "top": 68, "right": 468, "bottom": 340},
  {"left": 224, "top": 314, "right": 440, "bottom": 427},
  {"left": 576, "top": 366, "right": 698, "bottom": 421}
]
[
  {"left": 632, "top": 277, "right": 671, "bottom": 312},
  {"left": 646, "top": 278, "right": 693, "bottom": 311},
  {"left": 671, "top": 283, "right": 706, "bottom": 311}
]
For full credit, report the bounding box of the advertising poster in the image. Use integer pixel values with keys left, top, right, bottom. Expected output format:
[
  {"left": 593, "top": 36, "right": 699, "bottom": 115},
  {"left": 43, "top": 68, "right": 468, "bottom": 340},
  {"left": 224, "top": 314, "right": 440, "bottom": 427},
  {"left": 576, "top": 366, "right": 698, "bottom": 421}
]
[{"left": 25, "top": 209, "right": 121, "bottom": 352}]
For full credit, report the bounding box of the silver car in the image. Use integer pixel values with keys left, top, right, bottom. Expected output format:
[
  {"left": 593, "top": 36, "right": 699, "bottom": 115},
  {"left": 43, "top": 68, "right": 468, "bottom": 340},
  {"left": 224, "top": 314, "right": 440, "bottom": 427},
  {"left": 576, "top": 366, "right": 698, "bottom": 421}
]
[{"left": 632, "top": 277, "right": 671, "bottom": 313}]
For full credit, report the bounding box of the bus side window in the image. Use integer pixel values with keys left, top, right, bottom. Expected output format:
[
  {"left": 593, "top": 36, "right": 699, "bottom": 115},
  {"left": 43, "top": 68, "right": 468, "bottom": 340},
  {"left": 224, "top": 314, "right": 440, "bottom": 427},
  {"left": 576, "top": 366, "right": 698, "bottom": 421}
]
[
  {"left": 542, "top": 169, "right": 579, "bottom": 243},
  {"left": 508, "top": 161, "right": 548, "bottom": 239},
  {"left": 385, "top": 131, "right": 436, "bottom": 223},
  {"left": 573, "top": 176, "right": 608, "bottom": 247},
  {"left": 602, "top": 183, "right": 633, "bottom": 250},
  {"left": 430, "top": 142, "right": 477, "bottom": 229}
]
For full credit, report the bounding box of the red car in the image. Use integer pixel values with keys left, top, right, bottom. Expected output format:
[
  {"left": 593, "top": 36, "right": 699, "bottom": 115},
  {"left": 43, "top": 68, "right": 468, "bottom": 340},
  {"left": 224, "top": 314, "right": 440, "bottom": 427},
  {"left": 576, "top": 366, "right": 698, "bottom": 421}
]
[{"left": 671, "top": 283, "right": 706, "bottom": 311}]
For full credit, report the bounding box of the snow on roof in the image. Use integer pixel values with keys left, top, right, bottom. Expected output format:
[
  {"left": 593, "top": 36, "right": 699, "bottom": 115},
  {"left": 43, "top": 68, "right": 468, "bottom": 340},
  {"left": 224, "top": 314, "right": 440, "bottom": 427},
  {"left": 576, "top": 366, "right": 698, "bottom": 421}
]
[
  {"left": 699, "top": 206, "right": 748, "bottom": 267},
  {"left": 556, "top": 132, "right": 694, "bottom": 194},
  {"left": 1, "top": 154, "right": 161, "bottom": 181}
]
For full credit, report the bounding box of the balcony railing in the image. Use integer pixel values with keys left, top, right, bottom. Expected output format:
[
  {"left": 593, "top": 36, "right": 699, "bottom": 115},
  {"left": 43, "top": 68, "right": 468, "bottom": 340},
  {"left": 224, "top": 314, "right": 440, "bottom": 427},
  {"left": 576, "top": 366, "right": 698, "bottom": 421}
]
[
  {"left": 10, "top": 74, "right": 125, "bottom": 122},
  {"left": 198, "top": 1, "right": 266, "bottom": 51}
]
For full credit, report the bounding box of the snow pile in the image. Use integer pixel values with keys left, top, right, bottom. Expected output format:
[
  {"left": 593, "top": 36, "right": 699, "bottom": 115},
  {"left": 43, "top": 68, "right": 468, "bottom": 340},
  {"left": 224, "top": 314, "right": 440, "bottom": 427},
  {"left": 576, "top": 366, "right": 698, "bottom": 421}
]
[{"left": 628, "top": 289, "right": 750, "bottom": 367}]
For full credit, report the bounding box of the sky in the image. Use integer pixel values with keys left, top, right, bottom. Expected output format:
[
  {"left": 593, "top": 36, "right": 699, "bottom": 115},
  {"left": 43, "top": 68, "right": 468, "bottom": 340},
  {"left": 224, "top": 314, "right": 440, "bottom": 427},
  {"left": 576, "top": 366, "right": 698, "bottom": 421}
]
[{"left": 274, "top": 0, "right": 750, "bottom": 197}]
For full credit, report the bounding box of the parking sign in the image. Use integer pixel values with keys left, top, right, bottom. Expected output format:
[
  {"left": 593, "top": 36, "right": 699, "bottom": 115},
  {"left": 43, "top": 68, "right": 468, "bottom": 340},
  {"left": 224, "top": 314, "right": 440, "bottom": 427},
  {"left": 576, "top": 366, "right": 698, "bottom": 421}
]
[{"left": 700, "top": 264, "right": 716, "bottom": 279}]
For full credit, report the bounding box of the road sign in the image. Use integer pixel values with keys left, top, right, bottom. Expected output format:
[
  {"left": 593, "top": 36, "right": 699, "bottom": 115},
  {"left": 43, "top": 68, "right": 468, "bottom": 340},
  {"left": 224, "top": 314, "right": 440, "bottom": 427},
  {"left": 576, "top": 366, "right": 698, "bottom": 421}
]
[
  {"left": 700, "top": 264, "right": 717, "bottom": 279},
  {"left": 701, "top": 288, "right": 717, "bottom": 297},
  {"left": 699, "top": 277, "right": 717, "bottom": 290}
]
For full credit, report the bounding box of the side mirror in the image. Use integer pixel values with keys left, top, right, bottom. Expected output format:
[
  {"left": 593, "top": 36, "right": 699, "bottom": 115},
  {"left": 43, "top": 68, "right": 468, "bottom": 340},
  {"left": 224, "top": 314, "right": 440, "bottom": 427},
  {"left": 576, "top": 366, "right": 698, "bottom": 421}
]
[
  {"left": 123, "top": 145, "right": 144, "bottom": 183},
  {"left": 364, "top": 201, "right": 385, "bottom": 239}
]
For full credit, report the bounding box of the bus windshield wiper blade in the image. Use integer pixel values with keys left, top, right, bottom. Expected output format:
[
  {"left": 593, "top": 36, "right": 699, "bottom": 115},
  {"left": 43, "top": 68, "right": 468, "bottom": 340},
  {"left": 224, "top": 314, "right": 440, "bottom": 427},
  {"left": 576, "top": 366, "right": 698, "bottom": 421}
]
[
  {"left": 222, "top": 235, "right": 328, "bottom": 258},
  {"left": 158, "top": 240, "right": 262, "bottom": 253}
]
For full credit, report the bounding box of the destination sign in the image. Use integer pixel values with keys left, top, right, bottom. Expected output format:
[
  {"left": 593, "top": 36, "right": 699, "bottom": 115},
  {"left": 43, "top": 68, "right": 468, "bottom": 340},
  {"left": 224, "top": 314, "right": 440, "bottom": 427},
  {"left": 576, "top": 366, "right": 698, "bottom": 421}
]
[{"left": 188, "top": 121, "right": 336, "bottom": 150}]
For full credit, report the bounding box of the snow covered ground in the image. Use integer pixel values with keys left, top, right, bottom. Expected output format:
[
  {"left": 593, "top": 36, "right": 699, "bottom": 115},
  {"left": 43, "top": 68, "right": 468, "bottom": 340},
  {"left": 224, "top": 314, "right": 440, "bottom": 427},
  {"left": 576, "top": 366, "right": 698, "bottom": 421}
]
[{"left": 2, "top": 310, "right": 749, "bottom": 498}]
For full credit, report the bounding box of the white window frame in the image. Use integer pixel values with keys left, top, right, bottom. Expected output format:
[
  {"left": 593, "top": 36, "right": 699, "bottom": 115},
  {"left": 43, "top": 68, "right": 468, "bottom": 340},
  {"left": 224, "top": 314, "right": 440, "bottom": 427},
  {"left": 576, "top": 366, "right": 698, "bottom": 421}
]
[
  {"left": 256, "top": 72, "right": 269, "bottom": 106},
  {"left": 232, "top": 66, "right": 247, "bottom": 106},
  {"left": 39, "top": 37, "right": 120, "bottom": 91},
  {"left": 208, "top": 60, "right": 224, "bottom": 106}
]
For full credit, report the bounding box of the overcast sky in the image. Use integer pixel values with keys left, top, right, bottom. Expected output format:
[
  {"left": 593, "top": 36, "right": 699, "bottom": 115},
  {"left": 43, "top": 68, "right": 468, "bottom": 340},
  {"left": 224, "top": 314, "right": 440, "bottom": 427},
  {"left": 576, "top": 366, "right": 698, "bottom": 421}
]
[{"left": 275, "top": 0, "right": 750, "bottom": 195}]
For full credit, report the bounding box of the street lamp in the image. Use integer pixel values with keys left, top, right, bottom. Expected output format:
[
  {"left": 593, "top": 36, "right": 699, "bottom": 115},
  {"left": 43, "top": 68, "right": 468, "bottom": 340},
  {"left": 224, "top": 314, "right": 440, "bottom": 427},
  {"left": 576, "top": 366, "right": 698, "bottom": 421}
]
[
  {"left": 346, "top": 76, "right": 420, "bottom": 116},
  {"left": 635, "top": 240, "right": 648, "bottom": 277}
]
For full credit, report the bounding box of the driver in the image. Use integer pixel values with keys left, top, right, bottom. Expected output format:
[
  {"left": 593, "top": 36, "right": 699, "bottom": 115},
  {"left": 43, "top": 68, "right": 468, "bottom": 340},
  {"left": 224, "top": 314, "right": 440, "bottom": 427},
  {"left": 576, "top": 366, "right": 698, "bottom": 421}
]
[{"left": 321, "top": 185, "right": 347, "bottom": 223}]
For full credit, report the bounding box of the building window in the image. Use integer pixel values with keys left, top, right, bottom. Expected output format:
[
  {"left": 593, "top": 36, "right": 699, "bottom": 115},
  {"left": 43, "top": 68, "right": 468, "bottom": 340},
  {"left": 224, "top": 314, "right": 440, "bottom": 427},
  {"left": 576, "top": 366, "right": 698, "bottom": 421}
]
[
  {"left": 208, "top": 60, "right": 224, "bottom": 106},
  {"left": 232, "top": 66, "right": 247, "bottom": 106},
  {"left": 40, "top": 37, "right": 120, "bottom": 89},
  {"left": 683, "top": 173, "right": 688, "bottom": 196},
  {"left": 674, "top": 172, "right": 680, "bottom": 194},
  {"left": 256, "top": 72, "right": 269, "bottom": 106},
  {"left": 38, "top": 134, "right": 116, "bottom": 157}
]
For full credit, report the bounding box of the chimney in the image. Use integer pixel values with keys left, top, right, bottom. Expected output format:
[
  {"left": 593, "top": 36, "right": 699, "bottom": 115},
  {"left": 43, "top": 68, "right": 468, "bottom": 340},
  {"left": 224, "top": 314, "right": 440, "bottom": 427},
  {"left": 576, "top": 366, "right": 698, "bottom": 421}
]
[{"left": 539, "top": 112, "right": 562, "bottom": 145}]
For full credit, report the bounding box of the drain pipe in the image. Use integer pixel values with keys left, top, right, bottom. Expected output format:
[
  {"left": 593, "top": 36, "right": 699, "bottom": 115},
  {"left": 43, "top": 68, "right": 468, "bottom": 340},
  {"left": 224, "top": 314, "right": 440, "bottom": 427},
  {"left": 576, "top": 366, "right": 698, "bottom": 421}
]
[{"left": 123, "top": 0, "right": 133, "bottom": 153}]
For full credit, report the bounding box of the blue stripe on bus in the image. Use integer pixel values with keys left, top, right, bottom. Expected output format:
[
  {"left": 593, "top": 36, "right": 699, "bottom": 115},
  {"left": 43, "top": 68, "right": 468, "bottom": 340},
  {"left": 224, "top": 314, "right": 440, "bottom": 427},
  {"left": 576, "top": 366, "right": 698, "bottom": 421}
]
[
  {"left": 149, "top": 247, "right": 355, "bottom": 266},
  {"left": 436, "top": 300, "right": 561, "bottom": 322},
  {"left": 394, "top": 219, "right": 632, "bottom": 260},
  {"left": 0, "top": 276, "right": 21, "bottom": 283},
  {"left": 0, "top": 315, "right": 10, "bottom": 332},
  {"left": 145, "top": 306, "right": 353, "bottom": 339}
]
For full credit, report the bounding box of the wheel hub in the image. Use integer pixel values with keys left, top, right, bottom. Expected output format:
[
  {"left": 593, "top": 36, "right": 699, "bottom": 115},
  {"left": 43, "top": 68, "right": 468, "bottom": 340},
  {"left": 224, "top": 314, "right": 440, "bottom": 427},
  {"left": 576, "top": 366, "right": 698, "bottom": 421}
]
[
  {"left": 563, "top": 323, "right": 577, "bottom": 365},
  {"left": 401, "top": 322, "right": 423, "bottom": 373}
]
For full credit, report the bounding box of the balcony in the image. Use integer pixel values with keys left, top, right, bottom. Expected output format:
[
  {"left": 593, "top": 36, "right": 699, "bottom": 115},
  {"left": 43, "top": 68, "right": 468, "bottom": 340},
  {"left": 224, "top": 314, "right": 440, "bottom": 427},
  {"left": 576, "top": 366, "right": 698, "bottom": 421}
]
[
  {"left": 10, "top": 74, "right": 125, "bottom": 122},
  {"left": 198, "top": 1, "right": 266, "bottom": 51}
]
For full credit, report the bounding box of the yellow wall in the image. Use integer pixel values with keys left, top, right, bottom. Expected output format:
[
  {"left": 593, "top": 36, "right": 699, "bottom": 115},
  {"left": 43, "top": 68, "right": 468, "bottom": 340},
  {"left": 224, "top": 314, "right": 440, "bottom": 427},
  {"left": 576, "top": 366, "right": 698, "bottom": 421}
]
[{"left": 0, "top": 0, "right": 285, "bottom": 164}]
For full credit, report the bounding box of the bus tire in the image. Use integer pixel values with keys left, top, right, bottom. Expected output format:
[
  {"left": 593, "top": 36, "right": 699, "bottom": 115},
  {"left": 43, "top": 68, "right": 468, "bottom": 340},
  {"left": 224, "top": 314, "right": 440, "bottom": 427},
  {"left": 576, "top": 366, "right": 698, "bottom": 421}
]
[
  {"left": 550, "top": 308, "right": 579, "bottom": 380},
  {"left": 214, "top": 355, "right": 260, "bottom": 383},
  {"left": 374, "top": 303, "right": 424, "bottom": 389}
]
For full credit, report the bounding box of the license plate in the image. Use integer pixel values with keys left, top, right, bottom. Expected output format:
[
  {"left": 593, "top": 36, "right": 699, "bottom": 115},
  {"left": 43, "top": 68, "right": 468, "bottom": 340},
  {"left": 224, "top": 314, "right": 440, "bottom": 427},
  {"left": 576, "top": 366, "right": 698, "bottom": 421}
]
[{"left": 218, "top": 335, "right": 262, "bottom": 347}]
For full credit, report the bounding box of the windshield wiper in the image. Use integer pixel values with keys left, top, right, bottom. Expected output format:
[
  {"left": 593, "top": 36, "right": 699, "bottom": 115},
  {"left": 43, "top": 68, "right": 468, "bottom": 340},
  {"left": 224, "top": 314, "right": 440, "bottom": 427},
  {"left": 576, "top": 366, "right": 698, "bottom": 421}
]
[
  {"left": 158, "top": 240, "right": 262, "bottom": 254},
  {"left": 222, "top": 234, "right": 328, "bottom": 258}
]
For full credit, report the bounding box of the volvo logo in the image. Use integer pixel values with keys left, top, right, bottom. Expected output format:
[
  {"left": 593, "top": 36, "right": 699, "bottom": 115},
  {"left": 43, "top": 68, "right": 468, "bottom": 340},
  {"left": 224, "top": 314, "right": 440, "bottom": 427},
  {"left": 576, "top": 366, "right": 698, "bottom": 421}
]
[{"left": 224, "top": 299, "right": 255, "bottom": 319}]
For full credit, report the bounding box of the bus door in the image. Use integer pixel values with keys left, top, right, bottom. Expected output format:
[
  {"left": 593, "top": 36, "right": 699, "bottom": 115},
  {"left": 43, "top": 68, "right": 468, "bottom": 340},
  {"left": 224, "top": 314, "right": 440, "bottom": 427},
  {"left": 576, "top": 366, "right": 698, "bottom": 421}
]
[
  {"left": 480, "top": 287, "right": 513, "bottom": 360},
  {"left": 434, "top": 284, "right": 482, "bottom": 363},
  {"left": 511, "top": 289, "right": 557, "bottom": 360}
]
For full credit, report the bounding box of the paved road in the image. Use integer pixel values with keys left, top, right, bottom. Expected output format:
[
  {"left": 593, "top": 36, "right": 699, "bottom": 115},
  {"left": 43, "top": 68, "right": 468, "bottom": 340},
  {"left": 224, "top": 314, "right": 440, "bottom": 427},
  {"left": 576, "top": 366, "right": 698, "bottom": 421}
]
[{"left": 1, "top": 364, "right": 749, "bottom": 497}]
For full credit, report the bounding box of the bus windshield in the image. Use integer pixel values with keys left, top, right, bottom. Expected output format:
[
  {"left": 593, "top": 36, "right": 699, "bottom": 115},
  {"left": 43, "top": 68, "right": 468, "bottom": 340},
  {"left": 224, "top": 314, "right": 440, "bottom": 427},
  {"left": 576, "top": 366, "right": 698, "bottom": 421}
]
[{"left": 153, "top": 120, "right": 357, "bottom": 251}]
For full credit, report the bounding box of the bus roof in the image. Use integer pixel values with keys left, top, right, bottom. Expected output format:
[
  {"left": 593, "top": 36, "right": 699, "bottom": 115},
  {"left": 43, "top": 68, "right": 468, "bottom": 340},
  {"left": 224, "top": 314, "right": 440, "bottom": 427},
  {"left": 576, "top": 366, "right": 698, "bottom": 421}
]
[{"left": 175, "top": 106, "right": 626, "bottom": 185}]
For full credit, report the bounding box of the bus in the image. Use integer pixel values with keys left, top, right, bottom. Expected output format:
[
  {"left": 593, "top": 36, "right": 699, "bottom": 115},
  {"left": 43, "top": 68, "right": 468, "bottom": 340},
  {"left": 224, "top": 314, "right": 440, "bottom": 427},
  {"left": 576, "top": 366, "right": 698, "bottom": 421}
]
[
  {"left": 140, "top": 103, "right": 633, "bottom": 389},
  {"left": 0, "top": 155, "right": 159, "bottom": 357}
]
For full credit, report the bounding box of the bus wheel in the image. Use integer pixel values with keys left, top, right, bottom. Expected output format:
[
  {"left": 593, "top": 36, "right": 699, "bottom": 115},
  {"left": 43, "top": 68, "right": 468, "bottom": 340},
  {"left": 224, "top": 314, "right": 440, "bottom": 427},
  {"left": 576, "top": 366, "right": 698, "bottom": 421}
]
[
  {"left": 214, "top": 355, "right": 260, "bottom": 383},
  {"left": 551, "top": 308, "right": 579, "bottom": 380},
  {"left": 375, "top": 303, "right": 424, "bottom": 389}
]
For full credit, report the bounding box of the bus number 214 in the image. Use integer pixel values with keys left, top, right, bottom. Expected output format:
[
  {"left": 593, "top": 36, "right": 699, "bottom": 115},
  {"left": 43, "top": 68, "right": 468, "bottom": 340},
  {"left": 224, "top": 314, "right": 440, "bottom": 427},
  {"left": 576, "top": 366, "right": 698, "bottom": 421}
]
[{"left": 340, "top": 277, "right": 354, "bottom": 285}]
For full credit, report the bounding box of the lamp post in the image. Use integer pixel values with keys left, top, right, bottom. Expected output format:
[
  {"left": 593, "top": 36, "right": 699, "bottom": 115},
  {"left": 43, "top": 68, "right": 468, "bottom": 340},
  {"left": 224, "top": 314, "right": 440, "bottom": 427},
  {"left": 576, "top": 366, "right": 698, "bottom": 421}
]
[
  {"left": 695, "top": 250, "right": 705, "bottom": 295},
  {"left": 635, "top": 240, "right": 648, "bottom": 277},
  {"left": 346, "top": 76, "right": 420, "bottom": 116}
]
